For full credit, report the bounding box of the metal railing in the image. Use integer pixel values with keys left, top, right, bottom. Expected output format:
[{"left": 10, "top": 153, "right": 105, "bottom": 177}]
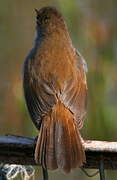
[{"left": 0, "top": 135, "right": 117, "bottom": 180}]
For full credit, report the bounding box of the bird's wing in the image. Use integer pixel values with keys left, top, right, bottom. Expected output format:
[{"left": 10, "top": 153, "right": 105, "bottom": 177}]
[
  {"left": 23, "top": 51, "right": 87, "bottom": 130},
  {"left": 76, "top": 50, "right": 88, "bottom": 73},
  {"left": 23, "top": 58, "right": 57, "bottom": 130},
  {"left": 60, "top": 50, "right": 87, "bottom": 129}
]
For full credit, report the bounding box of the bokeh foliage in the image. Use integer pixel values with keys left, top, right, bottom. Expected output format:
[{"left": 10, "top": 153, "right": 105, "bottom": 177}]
[{"left": 0, "top": 0, "right": 117, "bottom": 179}]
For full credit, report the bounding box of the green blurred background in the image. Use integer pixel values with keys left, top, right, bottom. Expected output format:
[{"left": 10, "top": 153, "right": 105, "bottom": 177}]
[{"left": 0, "top": 0, "right": 117, "bottom": 179}]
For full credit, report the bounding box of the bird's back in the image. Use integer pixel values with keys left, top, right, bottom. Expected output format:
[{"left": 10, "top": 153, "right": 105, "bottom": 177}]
[{"left": 23, "top": 6, "right": 87, "bottom": 173}]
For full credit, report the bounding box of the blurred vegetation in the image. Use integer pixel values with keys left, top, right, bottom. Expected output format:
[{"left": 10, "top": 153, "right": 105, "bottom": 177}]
[{"left": 0, "top": 0, "right": 117, "bottom": 179}]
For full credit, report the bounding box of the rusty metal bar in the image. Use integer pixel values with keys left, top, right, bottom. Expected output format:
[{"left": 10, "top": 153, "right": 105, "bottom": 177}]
[
  {"left": 0, "top": 136, "right": 117, "bottom": 170},
  {"left": 83, "top": 140, "right": 117, "bottom": 170},
  {"left": 84, "top": 140, "right": 117, "bottom": 153}
]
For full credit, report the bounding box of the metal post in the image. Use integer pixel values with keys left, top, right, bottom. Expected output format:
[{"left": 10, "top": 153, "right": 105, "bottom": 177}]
[
  {"left": 0, "top": 166, "right": 7, "bottom": 180},
  {"left": 42, "top": 167, "right": 48, "bottom": 180},
  {"left": 99, "top": 160, "right": 105, "bottom": 180}
]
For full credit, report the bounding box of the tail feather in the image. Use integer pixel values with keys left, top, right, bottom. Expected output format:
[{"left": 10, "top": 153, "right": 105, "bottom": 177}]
[{"left": 35, "top": 102, "right": 85, "bottom": 173}]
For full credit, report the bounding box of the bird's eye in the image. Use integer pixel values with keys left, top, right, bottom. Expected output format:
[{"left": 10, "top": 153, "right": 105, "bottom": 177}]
[
  {"left": 36, "top": 16, "right": 50, "bottom": 25},
  {"left": 43, "top": 16, "right": 50, "bottom": 24}
]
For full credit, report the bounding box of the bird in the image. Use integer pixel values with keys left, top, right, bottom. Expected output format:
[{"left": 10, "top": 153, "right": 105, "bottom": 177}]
[{"left": 23, "top": 6, "right": 87, "bottom": 173}]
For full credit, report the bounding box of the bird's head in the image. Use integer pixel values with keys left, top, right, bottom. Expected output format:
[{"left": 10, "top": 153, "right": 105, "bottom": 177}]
[{"left": 35, "top": 6, "right": 67, "bottom": 35}]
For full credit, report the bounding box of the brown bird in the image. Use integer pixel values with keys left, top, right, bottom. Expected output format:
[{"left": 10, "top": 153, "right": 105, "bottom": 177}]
[{"left": 23, "top": 6, "right": 87, "bottom": 173}]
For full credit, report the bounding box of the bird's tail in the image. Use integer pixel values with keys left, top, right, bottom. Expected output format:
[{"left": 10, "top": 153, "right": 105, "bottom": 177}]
[{"left": 35, "top": 102, "right": 85, "bottom": 173}]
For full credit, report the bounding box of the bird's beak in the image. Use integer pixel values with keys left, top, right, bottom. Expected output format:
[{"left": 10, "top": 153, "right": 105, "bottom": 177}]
[{"left": 35, "top": 8, "right": 39, "bottom": 15}]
